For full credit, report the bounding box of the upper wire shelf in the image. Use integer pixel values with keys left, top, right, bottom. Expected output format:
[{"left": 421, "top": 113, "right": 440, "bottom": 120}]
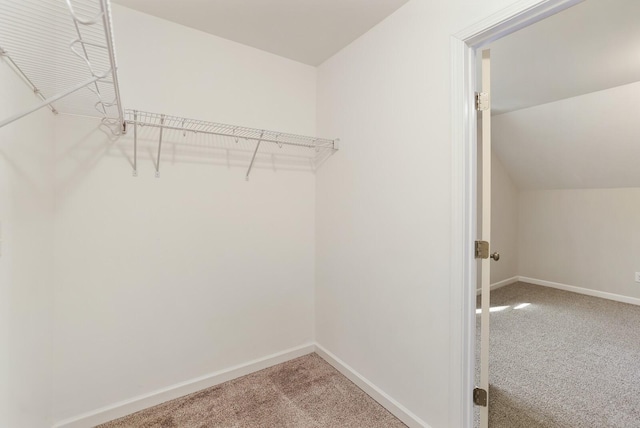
[
  {"left": 125, "top": 109, "right": 339, "bottom": 180},
  {"left": 0, "top": 0, "right": 124, "bottom": 134}
]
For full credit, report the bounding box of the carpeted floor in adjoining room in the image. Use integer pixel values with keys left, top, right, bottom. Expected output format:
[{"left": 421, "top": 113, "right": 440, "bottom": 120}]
[
  {"left": 476, "top": 281, "right": 640, "bottom": 427},
  {"left": 99, "top": 353, "right": 407, "bottom": 427}
]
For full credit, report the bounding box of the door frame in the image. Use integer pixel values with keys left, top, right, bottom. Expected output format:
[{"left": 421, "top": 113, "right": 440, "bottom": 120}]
[{"left": 449, "top": 1, "right": 583, "bottom": 426}]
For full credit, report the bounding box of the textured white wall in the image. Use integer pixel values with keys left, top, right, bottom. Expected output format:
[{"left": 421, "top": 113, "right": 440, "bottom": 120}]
[
  {"left": 315, "top": 0, "right": 522, "bottom": 426},
  {"left": 51, "top": 5, "right": 317, "bottom": 423},
  {"left": 491, "top": 152, "right": 519, "bottom": 284},
  {"left": 518, "top": 188, "right": 640, "bottom": 299},
  {"left": 0, "top": 61, "right": 55, "bottom": 427}
]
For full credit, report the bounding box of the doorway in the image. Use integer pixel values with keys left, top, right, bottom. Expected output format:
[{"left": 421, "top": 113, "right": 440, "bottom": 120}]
[
  {"left": 450, "top": 1, "right": 583, "bottom": 426},
  {"left": 452, "top": 2, "right": 633, "bottom": 426}
]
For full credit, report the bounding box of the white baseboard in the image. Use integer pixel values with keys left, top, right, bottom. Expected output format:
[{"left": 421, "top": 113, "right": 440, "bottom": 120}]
[
  {"left": 518, "top": 276, "right": 640, "bottom": 306},
  {"left": 314, "top": 343, "right": 431, "bottom": 428},
  {"left": 476, "top": 275, "right": 519, "bottom": 295},
  {"left": 53, "top": 342, "right": 430, "bottom": 428},
  {"left": 52, "top": 343, "right": 315, "bottom": 428}
]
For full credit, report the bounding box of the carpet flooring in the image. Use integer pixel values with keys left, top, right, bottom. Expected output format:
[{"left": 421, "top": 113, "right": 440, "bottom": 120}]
[
  {"left": 476, "top": 282, "right": 640, "bottom": 427},
  {"left": 99, "top": 353, "right": 406, "bottom": 427}
]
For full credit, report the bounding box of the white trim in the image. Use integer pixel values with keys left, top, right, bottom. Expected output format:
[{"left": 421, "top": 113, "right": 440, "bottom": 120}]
[
  {"left": 449, "top": 31, "right": 477, "bottom": 428},
  {"left": 455, "top": 0, "right": 583, "bottom": 47},
  {"left": 450, "top": 1, "right": 583, "bottom": 427},
  {"left": 52, "top": 342, "right": 426, "bottom": 428},
  {"left": 52, "top": 343, "right": 315, "bottom": 428},
  {"left": 476, "top": 276, "right": 519, "bottom": 295},
  {"left": 314, "top": 343, "right": 431, "bottom": 428},
  {"left": 518, "top": 277, "right": 640, "bottom": 307}
]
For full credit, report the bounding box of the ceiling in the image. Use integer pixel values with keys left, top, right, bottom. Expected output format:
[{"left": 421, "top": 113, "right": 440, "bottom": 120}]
[
  {"left": 488, "top": 0, "right": 640, "bottom": 190},
  {"left": 112, "top": 0, "right": 409, "bottom": 66},
  {"left": 493, "top": 81, "right": 640, "bottom": 190},
  {"left": 486, "top": 0, "right": 640, "bottom": 115}
]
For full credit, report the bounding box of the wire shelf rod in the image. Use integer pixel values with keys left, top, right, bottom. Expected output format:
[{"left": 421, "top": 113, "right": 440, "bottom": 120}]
[
  {"left": 0, "top": 17, "right": 100, "bottom": 39},
  {"left": 3, "top": 67, "right": 106, "bottom": 88},
  {"left": 98, "top": 0, "right": 123, "bottom": 128},
  {"left": 0, "top": 3, "right": 100, "bottom": 23},
  {"left": 125, "top": 120, "right": 335, "bottom": 149},
  {"left": 0, "top": 16, "right": 106, "bottom": 44},
  {"left": 125, "top": 110, "right": 336, "bottom": 147},
  {"left": 8, "top": 0, "right": 99, "bottom": 15},
  {"left": 123, "top": 109, "right": 338, "bottom": 178},
  {"left": 0, "top": 3, "right": 84, "bottom": 21}
]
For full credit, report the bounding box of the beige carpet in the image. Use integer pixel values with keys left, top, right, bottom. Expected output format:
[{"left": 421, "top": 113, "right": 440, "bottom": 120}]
[
  {"left": 476, "top": 282, "right": 640, "bottom": 427},
  {"left": 99, "top": 353, "right": 406, "bottom": 427}
]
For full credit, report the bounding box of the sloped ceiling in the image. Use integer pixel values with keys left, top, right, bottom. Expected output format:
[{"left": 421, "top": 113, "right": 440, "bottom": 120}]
[
  {"left": 493, "top": 81, "right": 640, "bottom": 190},
  {"left": 487, "top": 0, "right": 640, "bottom": 190},
  {"left": 487, "top": 0, "right": 640, "bottom": 115},
  {"left": 112, "top": 0, "right": 409, "bottom": 66}
]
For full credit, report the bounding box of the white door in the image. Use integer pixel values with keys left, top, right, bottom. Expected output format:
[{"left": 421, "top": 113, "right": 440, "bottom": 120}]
[{"left": 477, "top": 48, "right": 496, "bottom": 428}]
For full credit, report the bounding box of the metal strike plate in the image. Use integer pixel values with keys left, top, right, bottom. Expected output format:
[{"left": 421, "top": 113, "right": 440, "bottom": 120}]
[
  {"left": 473, "top": 387, "right": 487, "bottom": 407},
  {"left": 475, "top": 241, "right": 489, "bottom": 259}
]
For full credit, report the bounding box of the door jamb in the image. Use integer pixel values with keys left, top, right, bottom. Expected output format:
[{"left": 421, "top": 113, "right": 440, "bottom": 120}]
[{"left": 449, "top": 1, "right": 583, "bottom": 426}]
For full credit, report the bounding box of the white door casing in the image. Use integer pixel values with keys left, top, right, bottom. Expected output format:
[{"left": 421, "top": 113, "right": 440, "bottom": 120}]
[{"left": 449, "top": 1, "right": 583, "bottom": 427}]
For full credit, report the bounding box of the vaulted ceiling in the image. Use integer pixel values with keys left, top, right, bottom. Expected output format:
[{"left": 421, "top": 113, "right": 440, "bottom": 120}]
[
  {"left": 493, "top": 81, "right": 640, "bottom": 190},
  {"left": 487, "top": 0, "right": 640, "bottom": 115},
  {"left": 487, "top": 0, "right": 640, "bottom": 190},
  {"left": 112, "top": 0, "right": 409, "bottom": 66}
]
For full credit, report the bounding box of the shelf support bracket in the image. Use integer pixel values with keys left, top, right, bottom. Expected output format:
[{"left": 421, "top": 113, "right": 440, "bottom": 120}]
[
  {"left": 156, "top": 115, "right": 165, "bottom": 178},
  {"left": 246, "top": 130, "right": 264, "bottom": 181},
  {"left": 133, "top": 110, "right": 138, "bottom": 177},
  {"left": 0, "top": 75, "right": 100, "bottom": 129},
  {"left": 0, "top": 47, "right": 58, "bottom": 116}
]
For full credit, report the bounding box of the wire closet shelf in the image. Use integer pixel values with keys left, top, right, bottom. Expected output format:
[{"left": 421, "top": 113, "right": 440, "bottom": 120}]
[
  {"left": 0, "top": 0, "right": 124, "bottom": 134},
  {"left": 125, "top": 109, "right": 339, "bottom": 180}
]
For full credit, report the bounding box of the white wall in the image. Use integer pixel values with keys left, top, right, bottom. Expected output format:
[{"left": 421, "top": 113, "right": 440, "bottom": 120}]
[
  {"left": 518, "top": 188, "right": 640, "bottom": 299},
  {"left": 51, "top": 5, "right": 318, "bottom": 423},
  {"left": 3, "top": 1, "right": 563, "bottom": 427},
  {"left": 492, "top": 80, "right": 640, "bottom": 300},
  {"left": 491, "top": 152, "right": 519, "bottom": 284},
  {"left": 0, "top": 61, "right": 55, "bottom": 427},
  {"left": 315, "top": 0, "right": 521, "bottom": 426}
]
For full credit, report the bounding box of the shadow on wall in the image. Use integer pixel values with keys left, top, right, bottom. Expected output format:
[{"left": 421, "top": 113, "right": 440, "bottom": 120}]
[
  {"left": 55, "top": 119, "right": 336, "bottom": 197},
  {"left": 55, "top": 122, "right": 117, "bottom": 200},
  {"left": 0, "top": 149, "right": 47, "bottom": 198}
]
